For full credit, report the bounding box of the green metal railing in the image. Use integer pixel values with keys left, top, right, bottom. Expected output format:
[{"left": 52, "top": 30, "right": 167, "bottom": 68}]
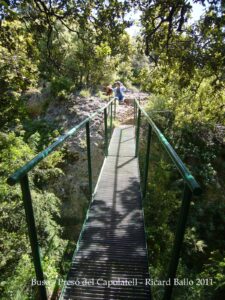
[
  {"left": 134, "top": 99, "right": 202, "bottom": 300},
  {"left": 7, "top": 98, "right": 116, "bottom": 300}
]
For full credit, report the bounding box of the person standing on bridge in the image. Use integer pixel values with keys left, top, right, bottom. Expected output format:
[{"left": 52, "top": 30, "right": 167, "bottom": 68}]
[{"left": 113, "top": 81, "right": 126, "bottom": 104}]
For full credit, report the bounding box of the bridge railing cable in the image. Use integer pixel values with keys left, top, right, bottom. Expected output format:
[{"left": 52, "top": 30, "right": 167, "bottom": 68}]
[
  {"left": 7, "top": 97, "right": 116, "bottom": 300},
  {"left": 134, "top": 98, "right": 202, "bottom": 300}
]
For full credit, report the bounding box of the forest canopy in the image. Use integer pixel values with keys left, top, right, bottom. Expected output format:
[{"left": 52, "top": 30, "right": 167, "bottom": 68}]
[{"left": 0, "top": 0, "right": 225, "bottom": 299}]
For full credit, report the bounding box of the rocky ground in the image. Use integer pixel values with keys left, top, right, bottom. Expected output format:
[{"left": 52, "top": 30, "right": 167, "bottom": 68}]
[
  {"left": 116, "top": 91, "right": 149, "bottom": 124},
  {"left": 43, "top": 90, "right": 149, "bottom": 239},
  {"left": 45, "top": 90, "right": 148, "bottom": 128}
]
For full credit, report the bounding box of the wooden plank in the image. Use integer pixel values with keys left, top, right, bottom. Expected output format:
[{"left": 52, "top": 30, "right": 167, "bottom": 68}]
[{"left": 61, "top": 125, "right": 151, "bottom": 300}]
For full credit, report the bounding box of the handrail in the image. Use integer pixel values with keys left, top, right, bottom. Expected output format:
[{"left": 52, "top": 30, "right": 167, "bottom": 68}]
[
  {"left": 7, "top": 98, "right": 115, "bottom": 186},
  {"left": 134, "top": 99, "right": 201, "bottom": 196}
]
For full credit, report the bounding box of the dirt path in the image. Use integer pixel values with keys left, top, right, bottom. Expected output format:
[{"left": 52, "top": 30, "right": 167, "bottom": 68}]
[{"left": 116, "top": 90, "right": 149, "bottom": 125}]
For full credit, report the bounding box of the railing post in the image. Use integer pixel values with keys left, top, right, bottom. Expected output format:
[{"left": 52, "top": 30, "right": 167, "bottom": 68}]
[
  {"left": 86, "top": 121, "right": 92, "bottom": 200},
  {"left": 163, "top": 184, "right": 193, "bottom": 300},
  {"left": 114, "top": 98, "right": 116, "bottom": 120},
  {"left": 135, "top": 108, "right": 141, "bottom": 157},
  {"left": 110, "top": 101, "right": 113, "bottom": 137},
  {"left": 143, "top": 124, "right": 152, "bottom": 198},
  {"left": 104, "top": 108, "right": 108, "bottom": 156},
  {"left": 134, "top": 100, "right": 137, "bottom": 125},
  {"left": 20, "top": 174, "right": 48, "bottom": 300}
]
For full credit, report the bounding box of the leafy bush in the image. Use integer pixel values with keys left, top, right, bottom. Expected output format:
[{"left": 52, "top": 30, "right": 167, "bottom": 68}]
[
  {"left": 142, "top": 95, "right": 225, "bottom": 299},
  {"left": 50, "top": 77, "right": 74, "bottom": 98},
  {"left": 79, "top": 89, "right": 91, "bottom": 98},
  {"left": 0, "top": 20, "right": 39, "bottom": 126},
  {"left": 0, "top": 130, "right": 67, "bottom": 298}
]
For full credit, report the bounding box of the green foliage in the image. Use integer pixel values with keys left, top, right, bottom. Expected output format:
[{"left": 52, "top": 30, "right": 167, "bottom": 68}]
[
  {"left": 50, "top": 76, "right": 74, "bottom": 98},
  {"left": 140, "top": 84, "right": 225, "bottom": 299},
  {"left": 141, "top": 118, "right": 225, "bottom": 299},
  {"left": 139, "top": 132, "right": 181, "bottom": 297},
  {"left": 23, "top": 119, "right": 61, "bottom": 151},
  {"left": 0, "top": 1, "right": 134, "bottom": 298},
  {"left": 0, "top": 20, "right": 39, "bottom": 126},
  {"left": 1, "top": 1, "right": 225, "bottom": 299},
  {"left": 2, "top": 254, "right": 34, "bottom": 300},
  {"left": 0, "top": 129, "right": 67, "bottom": 298},
  {"left": 79, "top": 89, "right": 91, "bottom": 98},
  {"left": 0, "top": 133, "right": 32, "bottom": 297},
  {"left": 137, "top": 9, "right": 225, "bottom": 292}
]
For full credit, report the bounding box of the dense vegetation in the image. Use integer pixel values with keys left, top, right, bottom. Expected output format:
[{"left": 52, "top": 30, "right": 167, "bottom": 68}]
[{"left": 0, "top": 1, "right": 224, "bottom": 299}]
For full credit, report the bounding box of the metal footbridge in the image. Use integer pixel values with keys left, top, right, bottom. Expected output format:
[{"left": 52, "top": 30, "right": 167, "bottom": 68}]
[{"left": 8, "top": 98, "right": 201, "bottom": 300}]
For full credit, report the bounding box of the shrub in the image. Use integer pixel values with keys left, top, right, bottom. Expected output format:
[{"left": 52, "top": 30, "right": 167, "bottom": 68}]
[
  {"left": 79, "top": 89, "right": 91, "bottom": 98},
  {"left": 50, "top": 77, "right": 74, "bottom": 98}
]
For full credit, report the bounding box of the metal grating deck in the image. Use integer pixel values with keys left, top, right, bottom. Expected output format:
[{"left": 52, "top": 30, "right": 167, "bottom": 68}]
[{"left": 61, "top": 125, "right": 151, "bottom": 300}]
